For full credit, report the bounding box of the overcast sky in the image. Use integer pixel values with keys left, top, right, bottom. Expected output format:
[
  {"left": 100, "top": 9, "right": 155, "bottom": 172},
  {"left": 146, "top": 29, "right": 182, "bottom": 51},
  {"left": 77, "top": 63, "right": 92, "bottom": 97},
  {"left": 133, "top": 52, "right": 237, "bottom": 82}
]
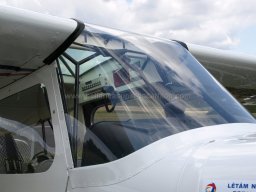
[{"left": 1, "top": 0, "right": 256, "bottom": 55}]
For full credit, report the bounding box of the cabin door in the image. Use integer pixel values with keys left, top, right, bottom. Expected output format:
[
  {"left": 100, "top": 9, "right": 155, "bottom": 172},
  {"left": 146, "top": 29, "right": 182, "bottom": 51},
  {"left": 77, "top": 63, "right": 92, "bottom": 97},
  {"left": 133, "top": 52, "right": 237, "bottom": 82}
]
[{"left": 0, "top": 64, "right": 72, "bottom": 192}]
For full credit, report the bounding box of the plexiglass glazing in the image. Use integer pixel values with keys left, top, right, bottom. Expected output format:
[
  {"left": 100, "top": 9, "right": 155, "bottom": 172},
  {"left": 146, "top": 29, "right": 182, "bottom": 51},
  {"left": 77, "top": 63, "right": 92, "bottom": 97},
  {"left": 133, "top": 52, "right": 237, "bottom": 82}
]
[{"left": 56, "top": 24, "right": 255, "bottom": 167}]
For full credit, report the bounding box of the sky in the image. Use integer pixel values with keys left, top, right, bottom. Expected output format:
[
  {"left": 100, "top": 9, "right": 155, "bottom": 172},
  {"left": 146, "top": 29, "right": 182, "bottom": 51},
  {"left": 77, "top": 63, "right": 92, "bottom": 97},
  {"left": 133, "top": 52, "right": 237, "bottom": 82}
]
[{"left": 1, "top": 0, "right": 256, "bottom": 55}]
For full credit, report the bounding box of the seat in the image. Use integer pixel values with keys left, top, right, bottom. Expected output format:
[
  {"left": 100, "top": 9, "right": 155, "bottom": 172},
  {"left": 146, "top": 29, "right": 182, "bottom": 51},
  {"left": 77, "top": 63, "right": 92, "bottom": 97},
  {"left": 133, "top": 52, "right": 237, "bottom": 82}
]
[
  {"left": 0, "top": 133, "right": 24, "bottom": 174},
  {"left": 81, "top": 119, "right": 175, "bottom": 166},
  {"left": 81, "top": 121, "right": 135, "bottom": 166}
]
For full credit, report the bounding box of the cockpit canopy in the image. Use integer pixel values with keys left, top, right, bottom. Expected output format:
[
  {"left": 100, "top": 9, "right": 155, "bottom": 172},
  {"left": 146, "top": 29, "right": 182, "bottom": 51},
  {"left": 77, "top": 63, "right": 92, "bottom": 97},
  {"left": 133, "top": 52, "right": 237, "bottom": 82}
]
[{"left": 57, "top": 24, "right": 255, "bottom": 167}]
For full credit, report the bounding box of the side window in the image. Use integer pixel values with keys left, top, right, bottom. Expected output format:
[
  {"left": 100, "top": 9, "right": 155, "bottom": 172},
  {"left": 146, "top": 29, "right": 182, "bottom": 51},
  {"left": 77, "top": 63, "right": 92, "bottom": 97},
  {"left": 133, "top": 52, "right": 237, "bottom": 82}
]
[{"left": 0, "top": 84, "right": 55, "bottom": 174}]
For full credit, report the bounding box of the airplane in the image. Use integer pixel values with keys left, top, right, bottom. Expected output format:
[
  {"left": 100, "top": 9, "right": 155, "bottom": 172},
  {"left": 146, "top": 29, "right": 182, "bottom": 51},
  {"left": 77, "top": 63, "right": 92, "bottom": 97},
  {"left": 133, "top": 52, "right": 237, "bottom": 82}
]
[{"left": 0, "top": 5, "right": 255, "bottom": 192}]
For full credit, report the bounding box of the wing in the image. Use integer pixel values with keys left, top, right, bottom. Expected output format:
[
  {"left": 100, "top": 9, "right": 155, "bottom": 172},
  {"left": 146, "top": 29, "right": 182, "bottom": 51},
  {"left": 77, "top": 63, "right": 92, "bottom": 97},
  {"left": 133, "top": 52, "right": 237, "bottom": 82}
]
[
  {"left": 188, "top": 44, "right": 256, "bottom": 116},
  {"left": 0, "top": 6, "right": 78, "bottom": 88}
]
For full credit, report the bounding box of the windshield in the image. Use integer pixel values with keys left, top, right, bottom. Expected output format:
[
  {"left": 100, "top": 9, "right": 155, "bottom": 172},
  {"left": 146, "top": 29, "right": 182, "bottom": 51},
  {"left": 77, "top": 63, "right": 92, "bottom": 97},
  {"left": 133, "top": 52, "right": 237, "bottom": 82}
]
[{"left": 56, "top": 24, "right": 255, "bottom": 167}]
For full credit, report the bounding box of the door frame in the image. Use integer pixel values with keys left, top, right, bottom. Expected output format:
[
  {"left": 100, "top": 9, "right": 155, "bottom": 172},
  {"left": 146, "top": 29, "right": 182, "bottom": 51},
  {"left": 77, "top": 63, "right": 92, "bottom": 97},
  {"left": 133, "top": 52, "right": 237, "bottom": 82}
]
[{"left": 0, "top": 63, "right": 73, "bottom": 192}]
